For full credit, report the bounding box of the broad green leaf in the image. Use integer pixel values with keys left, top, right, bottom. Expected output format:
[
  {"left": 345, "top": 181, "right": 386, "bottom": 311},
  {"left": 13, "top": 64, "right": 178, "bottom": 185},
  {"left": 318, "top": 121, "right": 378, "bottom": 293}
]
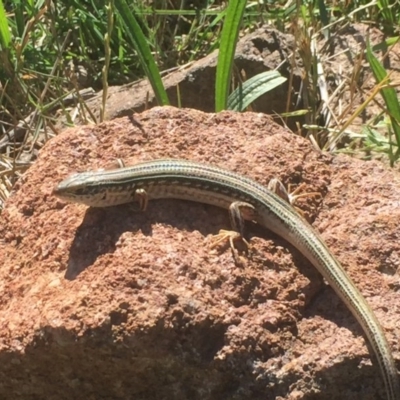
[{"left": 227, "top": 71, "right": 286, "bottom": 111}]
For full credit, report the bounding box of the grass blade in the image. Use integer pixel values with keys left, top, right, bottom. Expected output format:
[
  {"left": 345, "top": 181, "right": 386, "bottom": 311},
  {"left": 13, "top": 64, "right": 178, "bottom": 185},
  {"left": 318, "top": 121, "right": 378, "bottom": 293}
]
[
  {"left": 366, "top": 39, "right": 400, "bottom": 165},
  {"left": 114, "top": 0, "right": 169, "bottom": 105},
  {"left": 0, "top": 0, "right": 11, "bottom": 50},
  {"left": 215, "top": 0, "right": 246, "bottom": 112}
]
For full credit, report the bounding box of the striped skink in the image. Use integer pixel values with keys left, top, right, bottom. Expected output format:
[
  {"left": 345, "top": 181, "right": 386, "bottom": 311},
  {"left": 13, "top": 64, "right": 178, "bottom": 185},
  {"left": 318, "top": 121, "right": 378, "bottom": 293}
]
[{"left": 53, "top": 158, "right": 400, "bottom": 399}]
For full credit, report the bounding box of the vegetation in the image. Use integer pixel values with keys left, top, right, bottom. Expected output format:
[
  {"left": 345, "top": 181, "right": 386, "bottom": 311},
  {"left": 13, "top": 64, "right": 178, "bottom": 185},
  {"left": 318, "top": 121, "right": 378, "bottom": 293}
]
[{"left": 0, "top": 0, "right": 399, "bottom": 207}]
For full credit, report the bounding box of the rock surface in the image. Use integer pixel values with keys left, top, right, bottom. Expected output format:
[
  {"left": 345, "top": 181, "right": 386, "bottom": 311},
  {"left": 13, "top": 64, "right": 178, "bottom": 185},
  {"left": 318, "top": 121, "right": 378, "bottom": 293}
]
[{"left": 0, "top": 106, "right": 399, "bottom": 399}]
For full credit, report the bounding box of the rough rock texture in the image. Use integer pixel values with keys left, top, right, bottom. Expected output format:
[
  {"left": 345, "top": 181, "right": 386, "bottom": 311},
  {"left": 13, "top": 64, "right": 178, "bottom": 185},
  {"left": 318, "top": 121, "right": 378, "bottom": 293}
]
[{"left": 0, "top": 107, "right": 399, "bottom": 400}]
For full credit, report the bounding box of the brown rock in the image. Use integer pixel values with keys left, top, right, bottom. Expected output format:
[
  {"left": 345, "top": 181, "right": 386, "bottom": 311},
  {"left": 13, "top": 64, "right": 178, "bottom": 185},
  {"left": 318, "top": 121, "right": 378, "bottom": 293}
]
[{"left": 0, "top": 106, "right": 399, "bottom": 399}]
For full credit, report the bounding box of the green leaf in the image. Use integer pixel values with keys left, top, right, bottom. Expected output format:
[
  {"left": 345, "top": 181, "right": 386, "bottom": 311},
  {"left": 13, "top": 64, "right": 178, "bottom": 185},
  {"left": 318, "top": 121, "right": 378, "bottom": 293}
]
[
  {"left": 366, "top": 39, "right": 400, "bottom": 165},
  {"left": 318, "top": 0, "right": 329, "bottom": 26},
  {"left": 114, "top": 0, "right": 169, "bottom": 106},
  {"left": 377, "top": 0, "right": 394, "bottom": 26},
  {"left": 227, "top": 71, "right": 286, "bottom": 111},
  {"left": 0, "top": 0, "right": 11, "bottom": 51},
  {"left": 215, "top": 0, "right": 246, "bottom": 112}
]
